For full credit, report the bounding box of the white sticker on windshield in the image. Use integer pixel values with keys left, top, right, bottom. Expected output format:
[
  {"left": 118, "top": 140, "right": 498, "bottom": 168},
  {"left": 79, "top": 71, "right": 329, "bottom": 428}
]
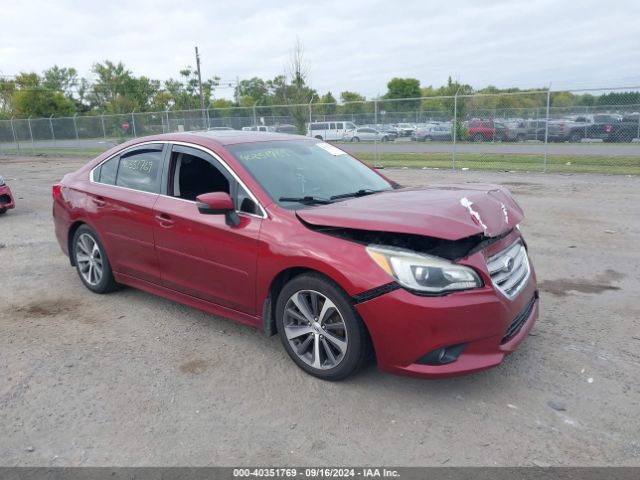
[{"left": 316, "top": 142, "right": 346, "bottom": 156}]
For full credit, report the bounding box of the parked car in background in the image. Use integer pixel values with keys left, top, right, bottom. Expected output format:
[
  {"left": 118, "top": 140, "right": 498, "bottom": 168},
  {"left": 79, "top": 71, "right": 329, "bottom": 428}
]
[
  {"left": 345, "top": 127, "right": 392, "bottom": 142},
  {"left": 412, "top": 124, "right": 452, "bottom": 142},
  {"left": 379, "top": 125, "right": 400, "bottom": 140},
  {"left": 590, "top": 115, "right": 639, "bottom": 143},
  {"left": 241, "top": 125, "right": 275, "bottom": 132},
  {"left": 274, "top": 124, "right": 297, "bottom": 134},
  {"left": 394, "top": 123, "right": 416, "bottom": 137},
  {"left": 0, "top": 175, "right": 15, "bottom": 215},
  {"left": 466, "top": 120, "right": 509, "bottom": 142},
  {"left": 52, "top": 130, "right": 538, "bottom": 380},
  {"left": 208, "top": 127, "right": 235, "bottom": 131},
  {"left": 546, "top": 114, "right": 627, "bottom": 142},
  {"left": 307, "top": 121, "right": 357, "bottom": 141}
]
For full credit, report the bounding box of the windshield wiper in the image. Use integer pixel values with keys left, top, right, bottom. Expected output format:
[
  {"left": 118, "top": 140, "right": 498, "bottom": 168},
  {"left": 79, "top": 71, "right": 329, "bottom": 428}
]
[
  {"left": 330, "top": 189, "right": 386, "bottom": 200},
  {"left": 279, "top": 196, "right": 334, "bottom": 205}
]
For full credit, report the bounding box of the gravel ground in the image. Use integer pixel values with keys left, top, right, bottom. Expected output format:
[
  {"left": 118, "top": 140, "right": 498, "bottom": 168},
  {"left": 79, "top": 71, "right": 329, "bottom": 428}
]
[{"left": 0, "top": 155, "right": 639, "bottom": 467}]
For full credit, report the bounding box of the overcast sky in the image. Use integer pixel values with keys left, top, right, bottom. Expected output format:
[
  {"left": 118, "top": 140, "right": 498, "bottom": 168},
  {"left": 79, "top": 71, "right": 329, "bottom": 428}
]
[{"left": 1, "top": 0, "right": 639, "bottom": 99}]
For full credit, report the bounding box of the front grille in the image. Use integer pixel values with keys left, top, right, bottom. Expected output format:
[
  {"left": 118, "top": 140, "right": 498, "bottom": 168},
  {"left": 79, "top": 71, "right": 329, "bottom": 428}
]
[
  {"left": 501, "top": 295, "right": 536, "bottom": 344},
  {"left": 487, "top": 240, "right": 530, "bottom": 299},
  {"left": 0, "top": 194, "right": 11, "bottom": 205}
]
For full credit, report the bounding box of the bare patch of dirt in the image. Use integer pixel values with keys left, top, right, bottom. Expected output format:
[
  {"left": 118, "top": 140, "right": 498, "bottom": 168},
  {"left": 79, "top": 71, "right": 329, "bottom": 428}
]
[
  {"left": 539, "top": 269, "right": 625, "bottom": 297},
  {"left": 14, "top": 299, "right": 80, "bottom": 318},
  {"left": 180, "top": 359, "right": 207, "bottom": 375}
]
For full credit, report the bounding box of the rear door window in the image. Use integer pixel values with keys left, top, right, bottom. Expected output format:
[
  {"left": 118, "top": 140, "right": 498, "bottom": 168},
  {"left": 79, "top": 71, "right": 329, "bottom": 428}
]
[{"left": 115, "top": 145, "right": 164, "bottom": 193}]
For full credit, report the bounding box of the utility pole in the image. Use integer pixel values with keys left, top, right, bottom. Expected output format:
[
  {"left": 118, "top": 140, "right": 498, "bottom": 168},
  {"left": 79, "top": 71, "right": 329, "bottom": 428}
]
[{"left": 195, "top": 46, "right": 206, "bottom": 129}]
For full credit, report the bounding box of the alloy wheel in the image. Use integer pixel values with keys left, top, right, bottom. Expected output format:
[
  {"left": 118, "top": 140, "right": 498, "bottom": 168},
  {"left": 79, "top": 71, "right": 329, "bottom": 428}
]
[
  {"left": 282, "top": 289, "right": 348, "bottom": 370},
  {"left": 76, "top": 233, "right": 104, "bottom": 286}
]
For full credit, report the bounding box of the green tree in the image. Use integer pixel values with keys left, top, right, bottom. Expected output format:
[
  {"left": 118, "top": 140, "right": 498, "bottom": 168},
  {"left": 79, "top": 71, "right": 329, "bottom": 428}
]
[
  {"left": 339, "top": 91, "right": 367, "bottom": 114},
  {"left": 11, "top": 72, "right": 76, "bottom": 117},
  {"left": 383, "top": 77, "right": 421, "bottom": 113},
  {"left": 315, "top": 91, "right": 337, "bottom": 115}
]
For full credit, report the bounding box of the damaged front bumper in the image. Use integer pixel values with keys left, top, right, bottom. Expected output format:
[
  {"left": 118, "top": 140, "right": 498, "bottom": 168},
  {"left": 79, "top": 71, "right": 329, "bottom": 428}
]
[{"left": 354, "top": 236, "right": 539, "bottom": 379}]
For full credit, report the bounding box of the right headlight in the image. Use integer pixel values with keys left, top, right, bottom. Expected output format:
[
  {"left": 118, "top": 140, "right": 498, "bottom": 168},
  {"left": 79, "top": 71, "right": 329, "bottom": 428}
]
[
  {"left": 366, "top": 245, "right": 482, "bottom": 294},
  {"left": 0, "top": 176, "right": 5, "bottom": 186}
]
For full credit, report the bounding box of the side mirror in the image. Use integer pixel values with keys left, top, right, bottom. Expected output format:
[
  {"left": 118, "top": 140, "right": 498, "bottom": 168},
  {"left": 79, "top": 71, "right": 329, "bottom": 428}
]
[{"left": 195, "top": 192, "right": 240, "bottom": 226}]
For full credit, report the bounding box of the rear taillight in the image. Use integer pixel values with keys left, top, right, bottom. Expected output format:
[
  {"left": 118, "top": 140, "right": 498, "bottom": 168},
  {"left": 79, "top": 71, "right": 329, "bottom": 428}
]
[
  {"left": 52, "top": 184, "right": 62, "bottom": 201},
  {"left": 605, "top": 124, "right": 613, "bottom": 133},
  {"left": 559, "top": 123, "right": 565, "bottom": 132}
]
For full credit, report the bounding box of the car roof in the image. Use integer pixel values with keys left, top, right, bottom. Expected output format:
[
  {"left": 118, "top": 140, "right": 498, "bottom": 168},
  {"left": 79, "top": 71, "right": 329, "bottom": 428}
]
[{"left": 130, "top": 130, "right": 308, "bottom": 147}]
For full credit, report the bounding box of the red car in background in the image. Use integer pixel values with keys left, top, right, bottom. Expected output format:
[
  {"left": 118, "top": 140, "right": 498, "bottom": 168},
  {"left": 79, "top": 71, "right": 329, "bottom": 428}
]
[
  {"left": 0, "top": 175, "right": 16, "bottom": 215},
  {"left": 52, "top": 131, "right": 538, "bottom": 381},
  {"left": 466, "top": 119, "right": 509, "bottom": 142}
]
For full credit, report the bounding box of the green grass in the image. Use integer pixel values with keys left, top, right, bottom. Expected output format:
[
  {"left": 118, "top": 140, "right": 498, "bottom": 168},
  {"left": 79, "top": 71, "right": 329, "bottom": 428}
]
[
  {"left": 2, "top": 144, "right": 639, "bottom": 175},
  {"left": 355, "top": 152, "right": 640, "bottom": 175},
  {"left": 0, "top": 147, "right": 109, "bottom": 158}
]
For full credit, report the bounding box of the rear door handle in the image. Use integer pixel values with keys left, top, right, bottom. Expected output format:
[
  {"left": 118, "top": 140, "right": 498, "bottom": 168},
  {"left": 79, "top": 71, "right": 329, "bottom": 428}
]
[{"left": 154, "top": 213, "right": 175, "bottom": 228}]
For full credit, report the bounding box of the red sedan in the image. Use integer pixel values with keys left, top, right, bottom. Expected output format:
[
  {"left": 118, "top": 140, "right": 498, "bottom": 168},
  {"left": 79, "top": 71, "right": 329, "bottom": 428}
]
[
  {"left": 52, "top": 131, "right": 538, "bottom": 380},
  {"left": 0, "top": 175, "right": 16, "bottom": 214}
]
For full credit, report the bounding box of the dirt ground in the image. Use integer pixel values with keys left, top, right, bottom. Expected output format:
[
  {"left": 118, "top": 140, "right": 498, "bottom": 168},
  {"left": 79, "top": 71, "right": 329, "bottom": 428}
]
[{"left": 0, "top": 155, "right": 639, "bottom": 467}]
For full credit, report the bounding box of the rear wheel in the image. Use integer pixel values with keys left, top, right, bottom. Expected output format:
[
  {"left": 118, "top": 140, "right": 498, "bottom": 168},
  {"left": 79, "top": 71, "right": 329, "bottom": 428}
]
[
  {"left": 276, "top": 273, "right": 370, "bottom": 381},
  {"left": 352, "top": 137, "right": 360, "bottom": 142},
  {"left": 568, "top": 131, "right": 583, "bottom": 143},
  {"left": 314, "top": 135, "right": 323, "bottom": 140},
  {"left": 0, "top": 208, "right": 6, "bottom": 215},
  {"left": 517, "top": 133, "right": 526, "bottom": 142},
  {"left": 72, "top": 225, "right": 118, "bottom": 294},
  {"left": 473, "top": 133, "right": 484, "bottom": 142}
]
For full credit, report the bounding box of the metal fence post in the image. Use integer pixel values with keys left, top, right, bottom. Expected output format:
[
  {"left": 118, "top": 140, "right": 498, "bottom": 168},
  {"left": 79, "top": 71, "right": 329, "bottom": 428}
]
[
  {"left": 27, "top": 116, "right": 34, "bottom": 153},
  {"left": 49, "top": 115, "right": 56, "bottom": 144},
  {"left": 73, "top": 113, "right": 79, "bottom": 143},
  {"left": 101, "top": 114, "right": 106, "bottom": 139},
  {"left": 452, "top": 93, "right": 458, "bottom": 171},
  {"left": 131, "top": 112, "right": 137, "bottom": 137},
  {"left": 10, "top": 117, "right": 19, "bottom": 153},
  {"left": 253, "top": 101, "right": 258, "bottom": 127},
  {"left": 543, "top": 85, "right": 552, "bottom": 173}
]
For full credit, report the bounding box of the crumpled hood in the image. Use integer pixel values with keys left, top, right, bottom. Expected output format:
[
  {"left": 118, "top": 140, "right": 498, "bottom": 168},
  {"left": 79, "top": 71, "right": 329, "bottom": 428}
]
[{"left": 296, "top": 185, "right": 524, "bottom": 241}]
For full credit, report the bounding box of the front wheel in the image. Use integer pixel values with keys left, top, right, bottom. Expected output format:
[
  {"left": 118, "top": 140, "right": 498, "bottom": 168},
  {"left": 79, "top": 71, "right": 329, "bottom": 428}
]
[
  {"left": 0, "top": 208, "right": 6, "bottom": 215},
  {"left": 473, "top": 133, "right": 484, "bottom": 142},
  {"left": 72, "top": 225, "right": 118, "bottom": 294},
  {"left": 352, "top": 137, "right": 360, "bottom": 142},
  {"left": 276, "top": 274, "right": 370, "bottom": 381}
]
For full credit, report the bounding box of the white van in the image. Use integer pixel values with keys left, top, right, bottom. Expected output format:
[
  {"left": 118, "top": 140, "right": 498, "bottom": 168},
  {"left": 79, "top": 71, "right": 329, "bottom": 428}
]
[{"left": 307, "top": 121, "right": 357, "bottom": 141}]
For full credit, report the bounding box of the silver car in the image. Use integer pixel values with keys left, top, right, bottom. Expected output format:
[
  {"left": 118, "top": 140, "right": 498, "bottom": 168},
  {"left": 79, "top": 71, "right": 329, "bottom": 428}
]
[{"left": 346, "top": 127, "right": 392, "bottom": 142}]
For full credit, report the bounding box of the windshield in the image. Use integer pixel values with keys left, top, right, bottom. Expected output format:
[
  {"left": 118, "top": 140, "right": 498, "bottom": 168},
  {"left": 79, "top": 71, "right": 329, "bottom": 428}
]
[{"left": 228, "top": 140, "right": 392, "bottom": 208}]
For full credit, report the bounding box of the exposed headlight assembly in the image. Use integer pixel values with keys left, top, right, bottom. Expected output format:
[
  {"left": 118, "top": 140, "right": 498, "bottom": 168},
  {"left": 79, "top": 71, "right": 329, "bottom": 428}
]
[{"left": 366, "top": 245, "right": 482, "bottom": 294}]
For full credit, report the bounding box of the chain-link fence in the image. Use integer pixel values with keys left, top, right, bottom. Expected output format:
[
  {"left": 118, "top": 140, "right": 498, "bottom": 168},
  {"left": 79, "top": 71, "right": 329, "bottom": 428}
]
[{"left": 1, "top": 87, "right": 639, "bottom": 174}]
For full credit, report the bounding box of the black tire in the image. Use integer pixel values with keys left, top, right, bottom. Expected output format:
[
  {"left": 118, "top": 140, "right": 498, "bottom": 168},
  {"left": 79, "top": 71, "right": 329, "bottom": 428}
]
[
  {"left": 517, "top": 133, "right": 526, "bottom": 142},
  {"left": 381, "top": 136, "right": 389, "bottom": 142},
  {"left": 425, "top": 136, "right": 433, "bottom": 141},
  {"left": 473, "top": 133, "right": 484, "bottom": 142},
  {"left": 314, "top": 135, "right": 323, "bottom": 140},
  {"left": 71, "top": 225, "right": 118, "bottom": 294},
  {"left": 568, "top": 131, "right": 583, "bottom": 143},
  {"left": 0, "top": 208, "right": 6, "bottom": 215},
  {"left": 353, "top": 137, "right": 360, "bottom": 142},
  {"left": 275, "top": 273, "right": 370, "bottom": 381}
]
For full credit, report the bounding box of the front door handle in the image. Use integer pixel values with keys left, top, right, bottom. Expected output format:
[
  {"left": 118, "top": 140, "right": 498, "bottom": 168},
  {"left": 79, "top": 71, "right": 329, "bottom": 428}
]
[
  {"left": 155, "top": 213, "right": 175, "bottom": 228},
  {"left": 92, "top": 196, "right": 106, "bottom": 208}
]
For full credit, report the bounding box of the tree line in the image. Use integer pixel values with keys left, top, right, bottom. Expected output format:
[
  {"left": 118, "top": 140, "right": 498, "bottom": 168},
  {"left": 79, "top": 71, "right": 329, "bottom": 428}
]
[{"left": 1, "top": 60, "right": 638, "bottom": 121}]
